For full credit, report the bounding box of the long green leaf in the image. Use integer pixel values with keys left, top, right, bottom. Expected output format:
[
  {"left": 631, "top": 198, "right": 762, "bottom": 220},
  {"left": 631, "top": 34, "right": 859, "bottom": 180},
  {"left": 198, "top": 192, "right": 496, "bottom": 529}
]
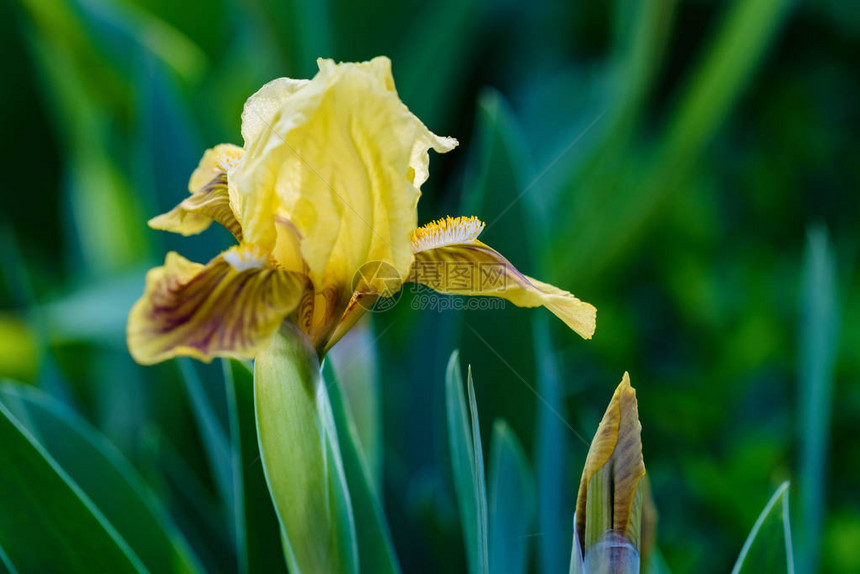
[
  {"left": 456, "top": 91, "right": 539, "bottom": 491},
  {"left": 797, "top": 225, "right": 839, "bottom": 573},
  {"left": 732, "top": 481, "right": 795, "bottom": 574},
  {"left": 0, "top": 401, "right": 143, "bottom": 573},
  {"left": 557, "top": 0, "right": 790, "bottom": 284},
  {"left": 534, "top": 317, "right": 575, "bottom": 574},
  {"left": 40, "top": 271, "right": 148, "bottom": 346},
  {"left": 327, "top": 321, "right": 384, "bottom": 490},
  {"left": 23, "top": 33, "right": 146, "bottom": 278},
  {"left": 69, "top": 0, "right": 207, "bottom": 82},
  {"left": 488, "top": 420, "right": 536, "bottom": 574},
  {"left": 0, "top": 382, "right": 202, "bottom": 573},
  {"left": 610, "top": 0, "right": 676, "bottom": 138},
  {"left": 323, "top": 360, "right": 402, "bottom": 574},
  {"left": 223, "top": 360, "right": 287, "bottom": 574}
]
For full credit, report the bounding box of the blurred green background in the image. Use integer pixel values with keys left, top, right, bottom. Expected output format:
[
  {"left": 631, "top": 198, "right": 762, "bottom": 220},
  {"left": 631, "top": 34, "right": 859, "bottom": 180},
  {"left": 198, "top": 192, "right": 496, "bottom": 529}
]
[{"left": 1, "top": 0, "right": 858, "bottom": 572}]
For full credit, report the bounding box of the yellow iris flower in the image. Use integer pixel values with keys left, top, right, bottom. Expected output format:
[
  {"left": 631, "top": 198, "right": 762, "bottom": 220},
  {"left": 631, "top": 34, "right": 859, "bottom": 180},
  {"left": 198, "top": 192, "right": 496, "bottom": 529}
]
[{"left": 127, "top": 57, "right": 596, "bottom": 365}]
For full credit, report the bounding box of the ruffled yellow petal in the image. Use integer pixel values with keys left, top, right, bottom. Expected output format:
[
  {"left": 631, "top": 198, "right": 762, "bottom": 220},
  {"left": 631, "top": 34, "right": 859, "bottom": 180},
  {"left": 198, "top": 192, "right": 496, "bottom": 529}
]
[
  {"left": 575, "top": 373, "right": 646, "bottom": 551},
  {"left": 408, "top": 217, "right": 596, "bottom": 339},
  {"left": 232, "top": 57, "right": 457, "bottom": 316},
  {"left": 240, "top": 78, "right": 311, "bottom": 147},
  {"left": 188, "top": 144, "right": 244, "bottom": 193},
  {"left": 149, "top": 144, "right": 245, "bottom": 239},
  {"left": 127, "top": 247, "right": 307, "bottom": 365},
  {"left": 148, "top": 173, "right": 243, "bottom": 241}
]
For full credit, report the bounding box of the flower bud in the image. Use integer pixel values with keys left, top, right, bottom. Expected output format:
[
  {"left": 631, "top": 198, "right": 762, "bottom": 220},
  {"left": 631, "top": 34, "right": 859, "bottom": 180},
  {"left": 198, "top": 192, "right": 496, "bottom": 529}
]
[{"left": 571, "top": 373, "right": 646, "bottom": 574}]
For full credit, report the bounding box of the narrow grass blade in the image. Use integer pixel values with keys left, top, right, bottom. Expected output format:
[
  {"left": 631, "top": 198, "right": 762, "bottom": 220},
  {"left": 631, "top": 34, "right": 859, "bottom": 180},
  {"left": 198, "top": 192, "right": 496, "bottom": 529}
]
[
  {"left": 323, "top": 360, "right": 402, "bottom": 574},
  {"left": 657, "top": 0, "right": 788, "bottom": 170},
  {"left": 731, "top": 481, "right": 795, "bottom": 574},
  {"left": 223, "top": 360, "right": 286, "bottom": 574},
  {"left": 244, "top": 0, "right": 332, "bottom": 78},
  {"left": 150, "top": 430, "right": 233, "bottom": 572},
  {"left": 177, "top": 359, "right": 235, "bottom": 527},
  {"left": 446, "top": 351, "right": 490, "bottom": 574},
  {"left": 396, "top": 0, "right": 477, "bottom": 129},
  {"left": 467, "top": 369, "right": 489, "bottom": 574},
  {"left": 606, "top": 0, "right": 677, "bottom": 150},
  {"left": 0, "top": 544, "right": 14, "bottom": 574},
  {"left": 0, "top": 382, "right": 202, "bottom": 573},
  {"left": 447, "top": 351, "right": 478, "bottom": 572},
  {"left": 0, "top": 401, "right": 144, "bottom": 573},
  {"left": 797, "top": 225, "right": 839, "bottom": 573},
  {"left": 488, "top": 420, "right": 536, "bottom": 574}
]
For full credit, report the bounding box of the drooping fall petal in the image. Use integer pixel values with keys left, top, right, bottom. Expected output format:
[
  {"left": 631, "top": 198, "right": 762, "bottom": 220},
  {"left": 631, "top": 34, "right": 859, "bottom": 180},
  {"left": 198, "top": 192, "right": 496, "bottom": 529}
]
[
  {"left": 408, "top": 216, "right": 596, "bottom": 339},
  {"left": 127, "top": 248, "right": 306, "bottom": 364},
  {"left": 232, "top": 57, "right": 457, "bottom": 312},
  {"left": 575, "top": 372, "right": 646, "bottom": 552},
  {"left": 148, "top": 173, "right": 243, "bottom": 241},
  {"left": 148, "top": 144, "right": 244, "bottom": 240}
]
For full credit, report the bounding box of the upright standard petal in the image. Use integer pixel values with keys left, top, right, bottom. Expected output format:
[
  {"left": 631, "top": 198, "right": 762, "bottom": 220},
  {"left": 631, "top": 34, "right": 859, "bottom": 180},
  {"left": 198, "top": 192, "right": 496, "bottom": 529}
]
[
  {"left": 127, "top": 247, "right": 306, "bottom": 364},
  {"left": 149, "top": 144, "right": 245, "bottom": 240},
  {"left": 241, "top": 78, "right": 311, "bottom": 147},
  {"left": 232, "top": 57, "right": 456, "bottom": 312},
  {"left": 408, "top": 216, "right": 596, "bottom": 339}
]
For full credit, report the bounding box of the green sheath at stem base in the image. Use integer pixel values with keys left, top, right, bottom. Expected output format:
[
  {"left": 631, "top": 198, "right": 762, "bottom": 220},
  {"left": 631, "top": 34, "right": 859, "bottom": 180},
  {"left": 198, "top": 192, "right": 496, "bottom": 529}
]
[{"left": 254, "top": 324, "right": 358, "bottom": 574}]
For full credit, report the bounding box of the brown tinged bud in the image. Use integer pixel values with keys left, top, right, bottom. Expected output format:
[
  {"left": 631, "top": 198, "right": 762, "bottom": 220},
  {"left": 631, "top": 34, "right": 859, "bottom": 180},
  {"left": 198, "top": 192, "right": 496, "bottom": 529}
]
[{"left": 571, "top": 372, "right": 647, "bottom": 574}]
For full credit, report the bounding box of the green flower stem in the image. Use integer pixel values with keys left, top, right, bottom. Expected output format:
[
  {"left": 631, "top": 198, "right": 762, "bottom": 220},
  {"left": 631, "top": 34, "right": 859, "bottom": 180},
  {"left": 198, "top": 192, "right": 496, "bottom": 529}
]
[{"left": 254, "top": 324, "right": 358, "bottom": 574}]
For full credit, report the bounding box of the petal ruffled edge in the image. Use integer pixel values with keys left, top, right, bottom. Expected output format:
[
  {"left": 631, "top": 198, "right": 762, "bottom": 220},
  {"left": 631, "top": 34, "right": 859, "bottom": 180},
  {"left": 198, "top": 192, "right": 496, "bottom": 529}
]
[
  {"left": 234, "top": 57, "right": 457, "bottom": 305},
  {"left": 241, "top": 78, "right": 312, "bottom": 148},
  {"left": 127, "top": 249, "right": 307, "bottom": 365},
  {"left": 188, "top": 144, "right": 244, "bottom": 193}
]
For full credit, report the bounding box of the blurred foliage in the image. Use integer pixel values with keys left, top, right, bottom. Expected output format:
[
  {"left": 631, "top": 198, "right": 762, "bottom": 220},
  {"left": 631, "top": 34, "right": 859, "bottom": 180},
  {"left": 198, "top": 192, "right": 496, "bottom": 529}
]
[{"left": 1, "top": 0, "right": 858, "bottom": 572}]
